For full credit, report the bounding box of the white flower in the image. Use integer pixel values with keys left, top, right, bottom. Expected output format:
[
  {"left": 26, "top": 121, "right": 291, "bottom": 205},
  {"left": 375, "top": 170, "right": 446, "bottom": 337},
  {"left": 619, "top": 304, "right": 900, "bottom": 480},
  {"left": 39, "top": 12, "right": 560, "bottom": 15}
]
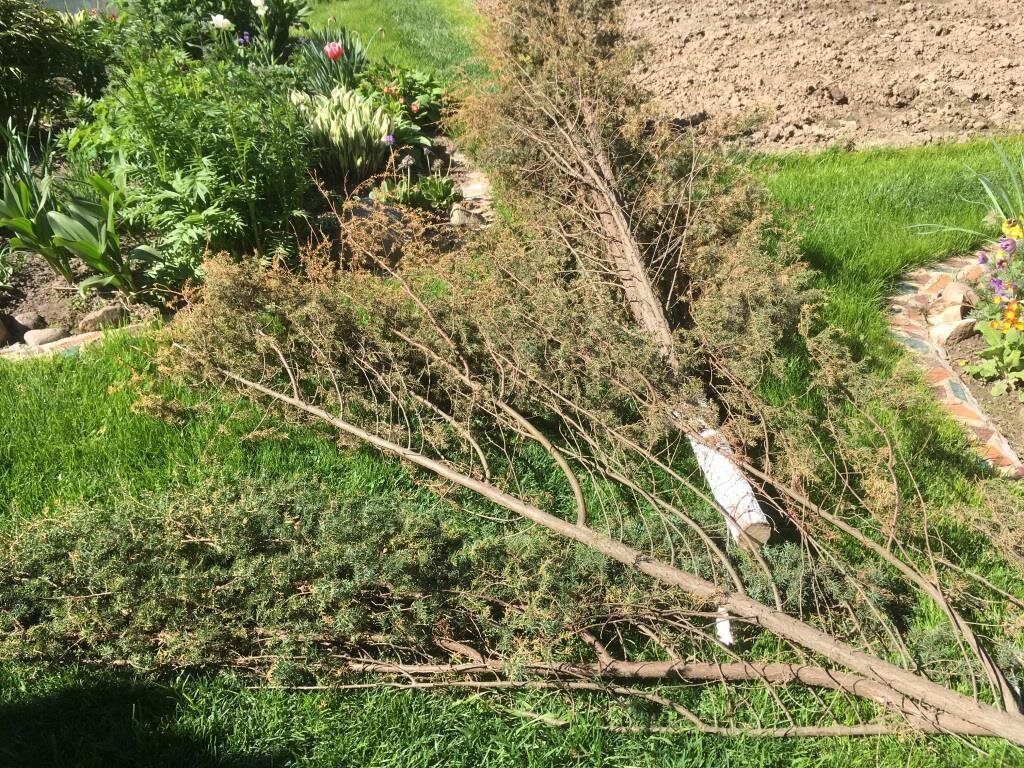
[
  {"left": 209, "top": 13, "right": 234, "bottom": 30},
  {"left": 251, "top": 0, "right": 267, "bottom": 16}
]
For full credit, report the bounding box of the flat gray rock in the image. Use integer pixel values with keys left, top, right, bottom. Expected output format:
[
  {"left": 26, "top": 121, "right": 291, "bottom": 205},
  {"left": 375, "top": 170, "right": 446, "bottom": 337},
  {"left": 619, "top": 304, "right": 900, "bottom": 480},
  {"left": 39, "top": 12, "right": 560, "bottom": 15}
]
[
  {"left": 78, "top": 305, "right": 126, "bottom": 333},
  {"left": 13, "top": 312, "right": 45, "bottom": 331},
  {"left": 24, "top": 327, "right": 68, "bottom": 347}
]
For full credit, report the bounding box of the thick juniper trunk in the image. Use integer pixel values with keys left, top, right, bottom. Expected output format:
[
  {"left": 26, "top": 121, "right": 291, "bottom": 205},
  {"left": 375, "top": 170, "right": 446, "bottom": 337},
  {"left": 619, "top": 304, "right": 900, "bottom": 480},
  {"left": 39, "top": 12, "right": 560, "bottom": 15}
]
[{"left": 584, "top": 133, "right": 771, "bottom": 545}]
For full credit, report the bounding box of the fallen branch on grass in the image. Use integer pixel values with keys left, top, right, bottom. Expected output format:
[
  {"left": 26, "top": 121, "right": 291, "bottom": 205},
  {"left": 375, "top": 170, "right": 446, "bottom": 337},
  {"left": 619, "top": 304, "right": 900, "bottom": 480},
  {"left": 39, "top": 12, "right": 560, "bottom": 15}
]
[{"left": 210, "top": 363, "right": 1024, "bottom": 745}]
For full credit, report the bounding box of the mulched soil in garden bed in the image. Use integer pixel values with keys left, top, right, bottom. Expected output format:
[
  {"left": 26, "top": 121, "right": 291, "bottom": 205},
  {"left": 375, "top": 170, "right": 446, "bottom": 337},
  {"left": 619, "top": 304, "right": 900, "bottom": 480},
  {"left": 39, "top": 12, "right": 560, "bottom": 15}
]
[
  {"left": 947, "top": 332, "right": 1024, "bottom": 459},
  {"left": 2, "top": 252, "right": 106, "bottom": 330}
]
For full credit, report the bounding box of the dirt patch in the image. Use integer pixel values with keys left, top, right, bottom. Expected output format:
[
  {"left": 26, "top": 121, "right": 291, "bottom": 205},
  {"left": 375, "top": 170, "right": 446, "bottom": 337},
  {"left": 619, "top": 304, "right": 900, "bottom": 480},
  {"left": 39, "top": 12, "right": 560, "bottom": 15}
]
[
  {"left": 0, "top": 252, "right": 106, "bottom": 331},
  {"left": 622, "top": 0, "right": 1024, "bottom": 150},
  {"left": 0, "top": 251, "right": 160, "bottom": 344},
  {"left": 947, "top": 332, "right": 1024, "bottom": 459}
]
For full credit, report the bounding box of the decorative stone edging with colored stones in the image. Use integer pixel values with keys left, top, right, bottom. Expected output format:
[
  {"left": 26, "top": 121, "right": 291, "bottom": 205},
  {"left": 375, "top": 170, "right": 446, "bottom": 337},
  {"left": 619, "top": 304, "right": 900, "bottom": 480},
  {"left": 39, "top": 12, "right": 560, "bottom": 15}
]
[{"left": 888, "top": 255, "right": 1024, "bottom": 479}]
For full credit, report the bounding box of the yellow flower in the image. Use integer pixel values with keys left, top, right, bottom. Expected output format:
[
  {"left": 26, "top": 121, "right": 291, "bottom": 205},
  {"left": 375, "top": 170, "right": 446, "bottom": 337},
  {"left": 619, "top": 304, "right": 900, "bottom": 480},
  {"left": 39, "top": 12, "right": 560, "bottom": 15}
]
[
  {"left": 1002, "top": 320, "right": 1013, "bottom": 331},
  {"left": 1016, "top": 321, "right": 1024, "bottom": 331},
  {"left": 995, "top": 295, "right": 1003, "bottom": 304},
  {"left": 1002, "top": 219, "right": 1024, "bottom": 239},
  {"left": 991, "top": 320, "right": 1000, "bottom": 328}
]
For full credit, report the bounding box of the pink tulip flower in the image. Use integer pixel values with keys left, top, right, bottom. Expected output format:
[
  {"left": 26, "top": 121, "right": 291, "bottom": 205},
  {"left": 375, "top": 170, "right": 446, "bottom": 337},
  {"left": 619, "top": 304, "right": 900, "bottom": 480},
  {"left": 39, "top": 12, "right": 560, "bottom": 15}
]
[{"left": 323, "top": 42, "right": 343, "bottom": 62}]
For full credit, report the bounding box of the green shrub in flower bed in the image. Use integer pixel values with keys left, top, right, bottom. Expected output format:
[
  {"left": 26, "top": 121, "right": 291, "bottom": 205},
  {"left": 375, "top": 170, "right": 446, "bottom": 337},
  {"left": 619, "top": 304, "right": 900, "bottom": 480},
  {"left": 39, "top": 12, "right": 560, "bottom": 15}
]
[
  {"left": 119, "top": 0, "right": 308, "bottom": 62},
  {"left": 64, "top": 52, "right": 310, "bottom": 280},
  {"left": 0, "top": 0, "right": 114, "bottom": 134}
]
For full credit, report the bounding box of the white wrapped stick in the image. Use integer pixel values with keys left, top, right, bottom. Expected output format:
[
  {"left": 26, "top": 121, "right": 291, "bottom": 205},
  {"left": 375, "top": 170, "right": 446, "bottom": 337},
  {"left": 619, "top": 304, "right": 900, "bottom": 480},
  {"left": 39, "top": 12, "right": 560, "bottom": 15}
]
[
  {"left": 688, "top": 428, "right": 771, "bottom": 545},
  {"left": 714, "top": 606, "right": 734, "bottom": 645}
]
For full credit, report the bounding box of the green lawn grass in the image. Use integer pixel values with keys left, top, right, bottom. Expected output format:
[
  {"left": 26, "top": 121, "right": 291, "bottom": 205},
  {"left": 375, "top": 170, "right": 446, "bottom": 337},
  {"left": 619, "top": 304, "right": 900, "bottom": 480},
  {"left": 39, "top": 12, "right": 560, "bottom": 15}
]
[
  {"left": 307, "top": 0, "right": 483, "bottom": 78},
  {"left": 0, "top": 332, "right": 409, "bottom": 528},
  {"left": 3, "top": 7, "right": 1024, "bottom": 763},
  {"left": 759, "top": 137, "right": 1024, "bottom": 363},
  {"left": 1, "top": 663, "right": 1014, "bottom": 767}
]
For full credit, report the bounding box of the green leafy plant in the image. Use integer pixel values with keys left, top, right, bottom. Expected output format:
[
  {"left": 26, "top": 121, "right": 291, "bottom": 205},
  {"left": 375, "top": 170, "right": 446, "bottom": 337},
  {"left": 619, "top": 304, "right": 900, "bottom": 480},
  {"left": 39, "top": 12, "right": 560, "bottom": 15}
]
[
  {"left": 0, "top": 240, "right": 19, "bottom": 291},
  {"left": 371, "top": 167, "right": 462, "bottom": 213},
  {"left": 0, "top": 118, "right": 72, "bottom": 282},
  {"left": 260, "top": 0, "right": 311, "bottom": 62},
  {"left": 0, "top": 176, "right": 69, "bottom": 281},
  {"left": 294, "top": 24, "right": 370, "bottom": 94},
  {"left": 975, "top": 141, "right": 1024, "bottom": 232},
  {"left": 122, "top": 160, "right": 243, "bottom": 286},
  {"left": 292, "top": 86, "right": 428, "bottom": 184},
  {"left": 47, "top": 176, "right": 149, "bottom": 294},
  {"left": 965, "top": 322, "right": 1024, "bottom": 401},
  {"left": 60, "top": 7, "right": 118, "bottom": 101},
  {"left": 0, "top": 122, "right": 151, "bottom": 294},
  {"left": 65, "top": 53, "right": 310, "bottom": 274},
  {"left": 0, "top": 0, "right": 114, "bottom": 133},
  {"left": 364, "top": 62, "right": 446, "bottom": 130}
]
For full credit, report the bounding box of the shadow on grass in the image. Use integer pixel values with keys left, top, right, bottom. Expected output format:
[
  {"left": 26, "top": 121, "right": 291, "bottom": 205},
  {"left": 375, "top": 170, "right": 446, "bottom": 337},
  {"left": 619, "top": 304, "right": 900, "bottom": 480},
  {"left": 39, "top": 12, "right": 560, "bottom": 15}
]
[{"left": 0, "top": 675, "right": 284, "bottom": 768}]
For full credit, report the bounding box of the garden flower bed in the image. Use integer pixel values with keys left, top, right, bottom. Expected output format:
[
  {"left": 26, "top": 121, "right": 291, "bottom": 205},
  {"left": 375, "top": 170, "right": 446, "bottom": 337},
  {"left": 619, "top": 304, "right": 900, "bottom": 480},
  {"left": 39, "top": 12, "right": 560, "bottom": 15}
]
[
  {"left": 948, "top": 332, "right": 1024, "bottom": 458},
  {"left": 1, "top": 0, "right": 475, "bottom": 352},
  {"left": 889, "top": 192, "right": 1024, "bottom": 476},
  {"left": 890, "top": 255, "right": 1024, "bottom": 476}
]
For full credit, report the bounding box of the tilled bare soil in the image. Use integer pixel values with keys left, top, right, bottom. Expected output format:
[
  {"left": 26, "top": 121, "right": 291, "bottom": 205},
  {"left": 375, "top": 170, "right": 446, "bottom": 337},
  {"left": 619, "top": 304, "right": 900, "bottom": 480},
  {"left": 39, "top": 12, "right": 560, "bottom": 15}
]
[{"left": 623, "top": 0, "right": 1024, "bottom": 150}]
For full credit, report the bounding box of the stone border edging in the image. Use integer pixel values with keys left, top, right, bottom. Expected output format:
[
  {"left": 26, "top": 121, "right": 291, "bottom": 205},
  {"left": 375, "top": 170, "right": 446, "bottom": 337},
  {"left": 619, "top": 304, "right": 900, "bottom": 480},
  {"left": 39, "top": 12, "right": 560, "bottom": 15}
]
[
  {"left": 888, "top": 256, "right": 1024, "bottom": 479},
  {"left": 0, "top": 323, "right": 146, "bottom": 361}
]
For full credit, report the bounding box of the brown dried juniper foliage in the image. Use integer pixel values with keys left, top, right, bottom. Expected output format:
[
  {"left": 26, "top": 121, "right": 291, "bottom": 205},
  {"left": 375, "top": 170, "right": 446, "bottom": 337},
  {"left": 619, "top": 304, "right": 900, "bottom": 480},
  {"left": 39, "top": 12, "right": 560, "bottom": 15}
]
[
  {"left": 463, "top": 0, "right": 813, "bottom": 443},
  {"left": 154, "top": 0, "right": 1024, "bottom": 729}
]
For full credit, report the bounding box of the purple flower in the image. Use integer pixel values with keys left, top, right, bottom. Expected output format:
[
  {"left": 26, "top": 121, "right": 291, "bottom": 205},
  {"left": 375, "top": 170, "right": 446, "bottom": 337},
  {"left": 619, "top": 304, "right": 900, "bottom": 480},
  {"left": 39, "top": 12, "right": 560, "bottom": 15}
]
[
  {"left": 383, "top": 134, "right": 396, "bottom": 146},
  {"left": 238, "top": 31, "right": 251, "bottom": 44},
  {"left": 998, "top": 236, "right": 1017, "bottom": 255},
  {"left": 991, "top": 277, "right": 1004, "bottom": 294},
  {"left": 978, "top": 251, "right": 989, "bottom": 264}
]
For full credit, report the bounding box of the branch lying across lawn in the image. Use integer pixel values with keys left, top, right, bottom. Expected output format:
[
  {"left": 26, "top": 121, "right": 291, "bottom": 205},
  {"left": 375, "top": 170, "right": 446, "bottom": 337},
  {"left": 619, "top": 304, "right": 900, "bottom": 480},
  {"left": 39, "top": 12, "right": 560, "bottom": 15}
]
[
  {"left": 319, "top": 655, "right": 993, "bottom": 736},
  {"left": 207, "top": 361, "right": 1024, "bottom": 745}
]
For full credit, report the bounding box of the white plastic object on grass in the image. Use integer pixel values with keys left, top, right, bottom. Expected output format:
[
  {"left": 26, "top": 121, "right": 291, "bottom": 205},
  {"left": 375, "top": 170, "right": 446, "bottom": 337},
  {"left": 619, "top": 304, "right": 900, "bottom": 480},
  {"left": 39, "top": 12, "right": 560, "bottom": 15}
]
[
  {"left": 715, "top": 606, "right": 734, "bottom": 646},
  {"left": 687, "top": 428, "right": 771, "bottom": 545}
]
